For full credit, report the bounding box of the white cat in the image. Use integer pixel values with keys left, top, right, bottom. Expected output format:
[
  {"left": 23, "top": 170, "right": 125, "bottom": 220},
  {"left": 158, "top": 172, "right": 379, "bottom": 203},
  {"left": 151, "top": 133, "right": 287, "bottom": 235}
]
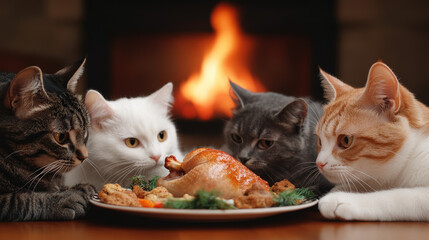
[{"left": 64, "top": 83, "right": 183, "bottom": 190}]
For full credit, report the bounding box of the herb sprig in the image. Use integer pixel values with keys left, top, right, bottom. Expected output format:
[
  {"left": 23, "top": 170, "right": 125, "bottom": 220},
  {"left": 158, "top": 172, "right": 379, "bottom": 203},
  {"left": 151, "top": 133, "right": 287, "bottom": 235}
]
[
  {"left": 273, "top": 188, "right": 316, "bottom": 207},
  {"left": 129, "top": 175, "right": 160, "bottom": 191}
]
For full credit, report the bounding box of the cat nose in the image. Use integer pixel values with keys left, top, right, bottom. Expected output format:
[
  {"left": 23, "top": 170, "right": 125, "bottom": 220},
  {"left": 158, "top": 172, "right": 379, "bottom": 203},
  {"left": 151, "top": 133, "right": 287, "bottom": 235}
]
[
  {"left": 317, "top": 161, "right": 327, "bottom": 170},
  {"left": 150, "top": 155, "right": 161, "bottom": 162},
  {"left": 76, "top": 152, "right": 87, "bottom": 162},
  {"left": 76, "top": 146, "right": 88, "bottom": 162},
  {"left": 238, "top": 157, "right": 250, "bottom": 164}
]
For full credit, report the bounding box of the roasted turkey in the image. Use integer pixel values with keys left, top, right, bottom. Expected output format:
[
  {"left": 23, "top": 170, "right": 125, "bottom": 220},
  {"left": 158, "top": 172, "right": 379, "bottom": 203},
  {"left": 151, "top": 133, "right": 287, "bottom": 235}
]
[{"left": 157, "top": 148, "right": 269, "bottom": 199}]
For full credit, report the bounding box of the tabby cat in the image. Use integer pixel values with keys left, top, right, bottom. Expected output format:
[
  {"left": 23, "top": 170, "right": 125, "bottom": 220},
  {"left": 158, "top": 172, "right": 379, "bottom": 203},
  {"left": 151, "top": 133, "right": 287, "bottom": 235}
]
[
  {"left": 64, "top": 83, "right": 183, "bottom": 190},
  {"left": 316, "top": 61, "right": 429, "bottom": 221},
  {"left": 0, "top": 60, "right": 95, "bottom": 221},
  {"left": 223, "top": 81, "right": 333, "bottom": 195}
]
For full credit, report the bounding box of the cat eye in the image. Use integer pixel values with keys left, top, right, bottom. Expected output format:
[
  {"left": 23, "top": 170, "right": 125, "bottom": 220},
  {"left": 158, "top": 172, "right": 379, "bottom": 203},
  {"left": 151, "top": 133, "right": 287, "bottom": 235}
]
[
  {"left": 158, "top": 130, "right": 168, "bottom": 142},
  {"left": 53, "top": 132, "right": 69, "bottom": 145},
  {"left": 231, "top": 133, "right": 243, "bottom": 144},
  {"left": 258, "top": 140, "right": 274, "bottom": 150},
  {"left": 125, "top": 138, "right": 140, "bottom": 148},
  {"left": 338, "top": 134, "right": 354, "bottom": 149}
]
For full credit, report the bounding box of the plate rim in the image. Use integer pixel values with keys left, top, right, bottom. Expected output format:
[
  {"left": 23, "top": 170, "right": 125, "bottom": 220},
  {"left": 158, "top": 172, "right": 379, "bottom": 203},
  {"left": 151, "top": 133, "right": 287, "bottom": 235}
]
[{"left": 90, "top": 195, "right": 318, "bottom": 220}]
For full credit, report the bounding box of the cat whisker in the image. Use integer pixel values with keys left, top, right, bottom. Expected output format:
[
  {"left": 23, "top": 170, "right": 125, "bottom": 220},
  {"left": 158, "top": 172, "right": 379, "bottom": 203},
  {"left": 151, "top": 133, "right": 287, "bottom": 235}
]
[
  {"left": 338, "top": 172, "right": 347, "bottom": 192},
  {"left": 22, "top": 165, "right": 49, "bottom": 183},
  {"left": 344, "top": 171, "right": 361, "bottom": 192},
  {"left": 347, "top": 173, "right": 360, "bottom": 192},
  {"left": 301, "top": 168, "right": 321, "bottom": 187},
  {"left": 19, "top": 162, "right": 56, "bottom": 191},
  {"left": 304, "top": 101, "right": 322, "bottom": 120},
  {"left": 50, "top": 163, "right": 71, "bottom": 190},
  {"left": 137, "top": 168, "right": 144, "bottom": 182},
  {"left": 106, "top": 164, "right": 137, "bottom": 184},
  {"left": 267, "top": 164, "right": 296, "bottom": 181},
  {"left": 348, "top": 166, "right": 382, "bottom": 187},
  {"left": 339, "top": 172, "right": 352, "bottom": 193},
  {"left": 51, "top": 162, "right": 69, "bottom": 183},
  {"left": 294, "top": 161, "right": 318, "bottom": 167},
  {"left": 33, "top": 161, "right": 68, "bottom": 190},
  {"left": 100, "top": 160, "right": 134, "bottom": 169},
  {"left": 262, "top": 163, "right": 323, "bottom": 189},
  {"left": 290, "top": 165, "right": 318, "bottom": 179},
  {"left": 104, "top": 167, "right": 128, "bottom": 183},
  {"left": 117, "top": 165, "right": 148, "bottom": 186},
  {"left": 260, "top": 167, "right": 276, "bottom": 185},
  {"left": 105, "top": 168, "right": 133, "bottom": 184},
  {"left": 346, "top": 171, "right": 373, "bottom": 192},
  {"left": 99, "top": 161, "right": 135, "bottom": 175},
  {"left": 307, "top": 168, "right": 324, "bottom": 186},
  {"left": 343, "top": 172, "right": 361, "bottom": 193},
  {"left": 345, "top": 168, "right": 378, "bottom": 192},
  {"left": 76, "top": 164, "right": 90, "bottom": 183},
  {"left": 26, "top": 161, "right": 65, "bottom": 191},
  {"left": 306, "top": 114, "right": 320, "bottom": 125},
  {"left": 116, "top": 166, "right": 138, "bottom": 185},
  {"left": 3, "top": 150, "right": 24, "bottom": 161},
  {"left": 344, "top": 173, "right": 354, "bottom": 193},
  {"left": 83, "top": 159, "right": 106, "bottom": 181},
  {"left": 302, "top": 102, "right": 321, "bottom": 130}
]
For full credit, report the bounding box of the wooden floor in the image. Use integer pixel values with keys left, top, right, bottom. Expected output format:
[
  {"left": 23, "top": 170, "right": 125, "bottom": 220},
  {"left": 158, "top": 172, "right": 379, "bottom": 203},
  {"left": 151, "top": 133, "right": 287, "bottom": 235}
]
[{"left": 1, "top": 206, "right": 429, "bottom": 240}]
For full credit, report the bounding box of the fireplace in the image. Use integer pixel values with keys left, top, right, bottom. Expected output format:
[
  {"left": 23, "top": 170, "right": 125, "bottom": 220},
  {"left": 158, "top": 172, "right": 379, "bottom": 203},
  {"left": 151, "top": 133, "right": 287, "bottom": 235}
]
[{"left": 84, "top": 1, "right": 337, "bottom": 148}]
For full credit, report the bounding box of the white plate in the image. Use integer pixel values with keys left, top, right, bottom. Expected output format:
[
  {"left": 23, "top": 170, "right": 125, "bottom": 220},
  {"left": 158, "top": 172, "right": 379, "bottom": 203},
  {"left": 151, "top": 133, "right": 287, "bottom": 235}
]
[{"left": 90, "top": 196, "right": 318, "bottom": 221}]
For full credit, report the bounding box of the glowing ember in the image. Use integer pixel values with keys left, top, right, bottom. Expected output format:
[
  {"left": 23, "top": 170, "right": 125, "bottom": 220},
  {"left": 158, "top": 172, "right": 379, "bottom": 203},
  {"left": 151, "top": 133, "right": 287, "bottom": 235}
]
[{"left": 176, "top": 3, "right": 266, "bottom": 120}]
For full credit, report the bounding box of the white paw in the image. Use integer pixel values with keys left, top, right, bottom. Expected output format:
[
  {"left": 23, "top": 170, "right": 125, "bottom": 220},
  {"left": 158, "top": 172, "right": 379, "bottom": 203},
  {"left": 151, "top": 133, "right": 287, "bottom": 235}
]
[{"left": 318, "top": 192, "right": 360, "bottom": 220}]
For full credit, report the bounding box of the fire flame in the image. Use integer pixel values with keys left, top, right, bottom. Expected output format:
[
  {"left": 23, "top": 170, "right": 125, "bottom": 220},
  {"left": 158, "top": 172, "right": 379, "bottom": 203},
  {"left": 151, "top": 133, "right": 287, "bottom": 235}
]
[{"left": 176, "top": 3, "right": 266, "bottom": 120}]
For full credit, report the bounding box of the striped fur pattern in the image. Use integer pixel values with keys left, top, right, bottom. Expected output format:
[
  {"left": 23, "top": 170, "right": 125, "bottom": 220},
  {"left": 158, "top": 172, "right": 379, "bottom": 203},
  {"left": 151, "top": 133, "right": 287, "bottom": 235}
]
[
  {"left": 316, "top": 61, "right": 429, "bottom": 221},
  {"left": 223, "top": 81, "right": 333, "bottom": 196},
  {"left": 0, "top": 60, "right": 95, "bottom": 221}
]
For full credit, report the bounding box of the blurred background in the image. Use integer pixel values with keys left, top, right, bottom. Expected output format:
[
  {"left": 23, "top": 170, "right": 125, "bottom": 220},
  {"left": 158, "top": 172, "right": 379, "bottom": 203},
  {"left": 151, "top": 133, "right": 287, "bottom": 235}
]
[{"left": 0, "top": 0, "right": 428, "bottom": 149}]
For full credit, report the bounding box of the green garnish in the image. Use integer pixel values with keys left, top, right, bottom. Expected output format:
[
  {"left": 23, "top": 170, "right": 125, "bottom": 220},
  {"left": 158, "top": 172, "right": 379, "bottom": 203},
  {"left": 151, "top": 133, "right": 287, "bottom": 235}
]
[
  {"left": 273, "top": 188, "right": 316, "bottom": 207},
  {"left": 129, "top": 175, "right": 160, "bottom": 191},
  {"left": 164, "top": 190, "right": 236, "bottom": 209}
]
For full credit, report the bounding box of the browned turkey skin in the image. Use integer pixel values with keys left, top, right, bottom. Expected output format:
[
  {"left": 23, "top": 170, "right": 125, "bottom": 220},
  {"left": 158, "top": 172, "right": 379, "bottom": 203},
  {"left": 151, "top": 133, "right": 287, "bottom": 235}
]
[{"left": 158, "top": 148, "right": 270, "bottom": 199}]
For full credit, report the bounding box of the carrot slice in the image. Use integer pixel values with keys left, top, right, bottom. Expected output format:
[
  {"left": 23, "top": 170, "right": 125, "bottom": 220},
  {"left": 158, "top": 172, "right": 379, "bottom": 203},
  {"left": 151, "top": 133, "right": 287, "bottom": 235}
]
[
  {"left": 139, "top": 199, "right": 155, "bottom": 208},
  {"left": 153, "top": 202, "right": 163, "bottom": 208}
]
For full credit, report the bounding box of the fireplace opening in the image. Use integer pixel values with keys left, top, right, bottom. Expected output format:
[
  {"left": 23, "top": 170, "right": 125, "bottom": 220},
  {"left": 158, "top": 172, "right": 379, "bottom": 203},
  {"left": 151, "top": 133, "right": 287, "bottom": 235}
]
[
  {"left": 85, "top": 1, "right": 337, "bottom": 148},
  {"left": 174, "top": 3, "right": 266, "bottom": 120}
]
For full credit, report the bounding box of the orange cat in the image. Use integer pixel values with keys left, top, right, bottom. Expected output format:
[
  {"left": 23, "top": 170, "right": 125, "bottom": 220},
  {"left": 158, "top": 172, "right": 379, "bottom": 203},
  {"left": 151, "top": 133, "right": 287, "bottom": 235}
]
[{"left": 316, "top": 61, "right": 429, "bottom": 221}]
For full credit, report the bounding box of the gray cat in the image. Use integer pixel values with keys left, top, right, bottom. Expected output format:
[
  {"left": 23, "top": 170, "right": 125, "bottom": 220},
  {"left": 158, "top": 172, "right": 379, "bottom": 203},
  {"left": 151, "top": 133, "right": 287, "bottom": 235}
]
[
  {"left": 0, "top": 59, "right": 95, "bottom": 221},
  {"left": 223, "top": 81, "right": 332, "bottom": 196}
]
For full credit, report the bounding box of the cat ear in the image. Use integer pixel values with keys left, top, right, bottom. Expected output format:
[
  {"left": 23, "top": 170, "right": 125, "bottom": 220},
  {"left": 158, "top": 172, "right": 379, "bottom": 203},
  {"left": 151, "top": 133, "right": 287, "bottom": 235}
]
[
  {"left": 148, "top": 82, "right": 174, "bottom": 110},
  {"left": 359, "top": 61, "right": 401, "bottom": 114},
  {"left": 4, "top": 66, "right": 50, "bottom": 118},
  {"left": 55, "top": 58, "right": 86, "bottom": 94},
  {"left": 229, "top": 80, "right": 253, "bottom": 108},
  {"left": 276, "top": 99, "right": 308, "bottom": 132},
  {"left": 319, "top": 68, "right": 353, "bottom": 101},
  {"left": 85, "top": 90, "right": 113, "bottom": 130}
]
